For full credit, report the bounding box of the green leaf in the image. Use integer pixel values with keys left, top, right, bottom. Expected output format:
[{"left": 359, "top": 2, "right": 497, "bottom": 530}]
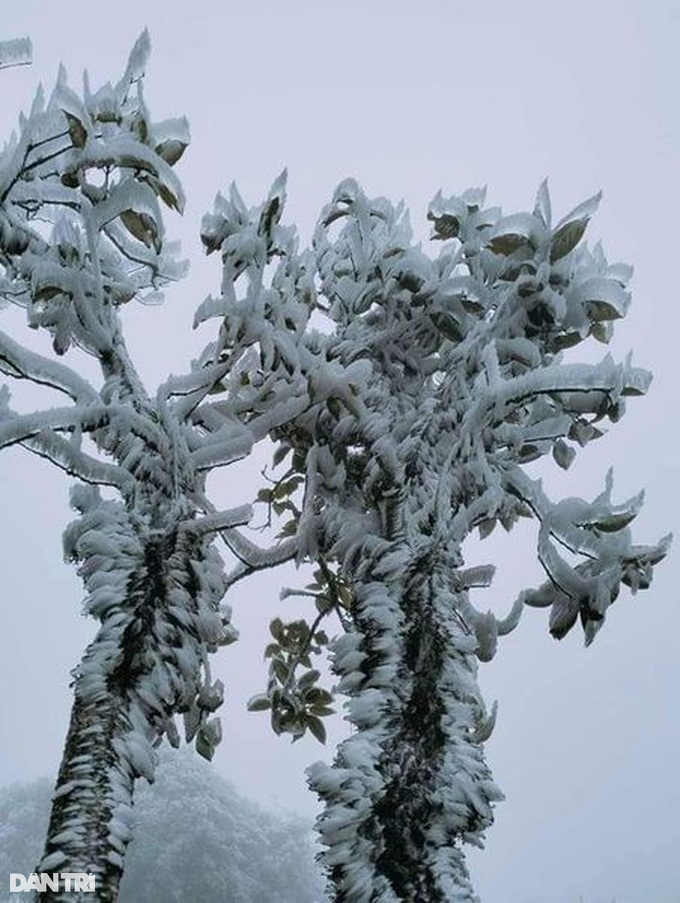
[
  {"left": 217, "top": 624, "right": 238, "bottom": 646},
  {"left": 65, "top": 113, "right": 87, "bottom": 149},
  {"left": 478, "top": 518, "right": 496, "bottom": 539},
  {"left": 269, "top": 617, "right": 284, "bottom": 642},
  {"left": 306, "top": 715, "right": 327, "bottom": 744},
  {"left": 277, "top": 520, "right": 298, "bottom": 538},
  {"left": 155, "top": 179, "right": 181, "bottom": 212},
  {"left": 337, "top": 585, "right": 353, "bottom": 608},
  {"left": 247, "top": 694, "right": 272, "bottom": 712},
  {"left": 298, "top": 669, "right": 320, "bottom": 690},
  {"left": 429, "top": 213, "right": 460, "bottom": 240},
  {"left": 552, "top": 331, "right": 583, "bottom": 350},
  {"left": 155, "top": 137, "right": 188, "bottom": 166},
  {"left": 194, "top": 720, "right": 221, "bottom": 761},
  {"left": 129, "top": 112, "right": 149, "bottom": 144},
  {"left": 591, "top": 321, "right": 613, "bottom": 344},
  {"left": 273, "top": 443, "right": 292, "bottom": 467},
  {"left": 587, "top": 299, "right": 625, "bottom": 322},
  {"left": 590, "top": 496, "right": 643, "bottom": 532},
  {"left": 65, "top": 112, "right": 87, "bottom": 149},
  {"left": 569, "top": 419, "right": 604, "bottom": 445},
  {"left": 272, "top": 658, "right": 289, "bottom": 683},
  {"left": 306, "top": 687, "right": 333, "bottom": 706},
  {"left": 34, "top": 285, "right": 63, "bottom": 303},
  {"left": 315, "top": 595, "right": 333, "bottom": 614}
]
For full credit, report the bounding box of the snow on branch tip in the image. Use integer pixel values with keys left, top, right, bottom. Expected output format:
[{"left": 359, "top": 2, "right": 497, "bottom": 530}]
[{"left": 0, "top": 38, "right": 33, "bottom": 70}]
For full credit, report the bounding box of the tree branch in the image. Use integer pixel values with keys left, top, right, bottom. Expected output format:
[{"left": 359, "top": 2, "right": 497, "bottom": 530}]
[
  {"left": 0, "top": 329, "right": 97, "bottom": 403},
  {"left": 20, "top": 433, "right": 133, "bottom": 492}
]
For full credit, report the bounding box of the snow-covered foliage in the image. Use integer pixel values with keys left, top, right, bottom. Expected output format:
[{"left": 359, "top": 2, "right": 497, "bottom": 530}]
[
  {"left": 0, "top": 38, "right": 32, "bottom": 70},
  {"left": 0, "top": 34, "right": 326, "bottom": 900},
  {"left": 0, "top": 751, "right": 324, "bottom": 903},
  {"left": 249, "top": 180, "right": 670, "bottom": 900},
  {"left": 1, "top": 34, "right": 670, "bottom": 903}
]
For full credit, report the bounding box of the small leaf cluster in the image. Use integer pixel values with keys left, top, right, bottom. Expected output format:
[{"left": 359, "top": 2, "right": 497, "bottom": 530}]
[
  {"left": 255, "top": 469, "right": 303, "bottom": 538},
  {"left": 247, "top": 617, "right": 333, "bottom": 744}
]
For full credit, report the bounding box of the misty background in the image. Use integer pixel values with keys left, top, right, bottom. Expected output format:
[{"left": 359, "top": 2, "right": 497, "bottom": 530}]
[{"left": 1, "top": 2, "right": 678, "bottom": 900}]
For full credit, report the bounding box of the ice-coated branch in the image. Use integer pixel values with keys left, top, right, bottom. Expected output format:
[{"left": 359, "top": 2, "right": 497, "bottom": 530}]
[
  {"left": 19, "top": 433, "right": 134, "bottom": 493},
  {"left": 505, "top": 466, "right": 670, "bottom": 643},
  {"left": 180, "top": 505, "right": 253, "bottom": 536},
  {"left": 0, "top": 401, "right": 169, "bottom": 455},
  {"left": 0, "top": 38, "right": 32, "bottom": 70},
  {"left": 223, "top": 527, "right": 297, "bottom": 568},
  {"left": 0, "top": 329, "right": 98, "bottom": 403}
]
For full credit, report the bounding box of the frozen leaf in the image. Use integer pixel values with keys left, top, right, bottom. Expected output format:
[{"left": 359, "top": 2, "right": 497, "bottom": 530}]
[
  {"left": 120, "top": 208, "right": 160, "bottom": 250},
  {"left": 533, "top": 179, "right": 552, "bottom": 227},
  {"left": 65, "top": 113, "right": 88, "bottom": 148},
  {"left": 153, "top": 116, "right": 190, "bottom": 166},
  {"left": 306, "top": 714, "right": 327, "bottom": 744},
  {"left": 552, "top": 438, "right": 576, "bottom": 470},
  {"left": 118, "top": 29, "right": 151, "bottom": 95},
  {"left": 487, "top": 213, "right": 545, "bottom": 255},
  {"left": 550, "top": 219, "right": 588, "bottom": 262}
]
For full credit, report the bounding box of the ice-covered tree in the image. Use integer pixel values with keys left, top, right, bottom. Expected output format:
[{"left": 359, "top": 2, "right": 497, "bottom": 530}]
[
  {"left": 244, "top": 181, "right": 671, "bottom": 901},
  {"left": 1, "top": 33, "right": 670, "bottom": 903},
  {"left": 0, "top": 34, "right": 331, "bottom": 900}
]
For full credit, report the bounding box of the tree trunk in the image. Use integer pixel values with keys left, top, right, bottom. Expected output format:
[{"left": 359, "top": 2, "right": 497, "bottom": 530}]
[
  {"left": 38, "top": 653, "right": 136, "bottom": 901},
  {"left": 311, "top": 543, "right": 501, "bottom": 902},
  {"left": 37, "top": 495, "right": 227, "bottom": 900}
]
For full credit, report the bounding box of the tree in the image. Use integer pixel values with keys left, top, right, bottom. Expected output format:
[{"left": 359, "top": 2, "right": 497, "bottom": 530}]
[
  {"left": 1, "top": 35, "right": 669, "bottom": 903},
  {"left": 253, "top": 180, "right": 670, "bottom": 901},
  {"left": 0, "top": 33, "right": 330, "bottom": 901}
]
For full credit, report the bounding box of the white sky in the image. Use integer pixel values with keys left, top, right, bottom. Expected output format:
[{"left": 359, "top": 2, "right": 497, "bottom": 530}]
[{"left": 1, "top": 2, "right": 679, "bottom": 901}]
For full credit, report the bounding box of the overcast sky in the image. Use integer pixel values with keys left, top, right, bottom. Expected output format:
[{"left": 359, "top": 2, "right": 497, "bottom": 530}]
[{"left": 1, "top": 2, "right": 679, "bottom": 901}]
